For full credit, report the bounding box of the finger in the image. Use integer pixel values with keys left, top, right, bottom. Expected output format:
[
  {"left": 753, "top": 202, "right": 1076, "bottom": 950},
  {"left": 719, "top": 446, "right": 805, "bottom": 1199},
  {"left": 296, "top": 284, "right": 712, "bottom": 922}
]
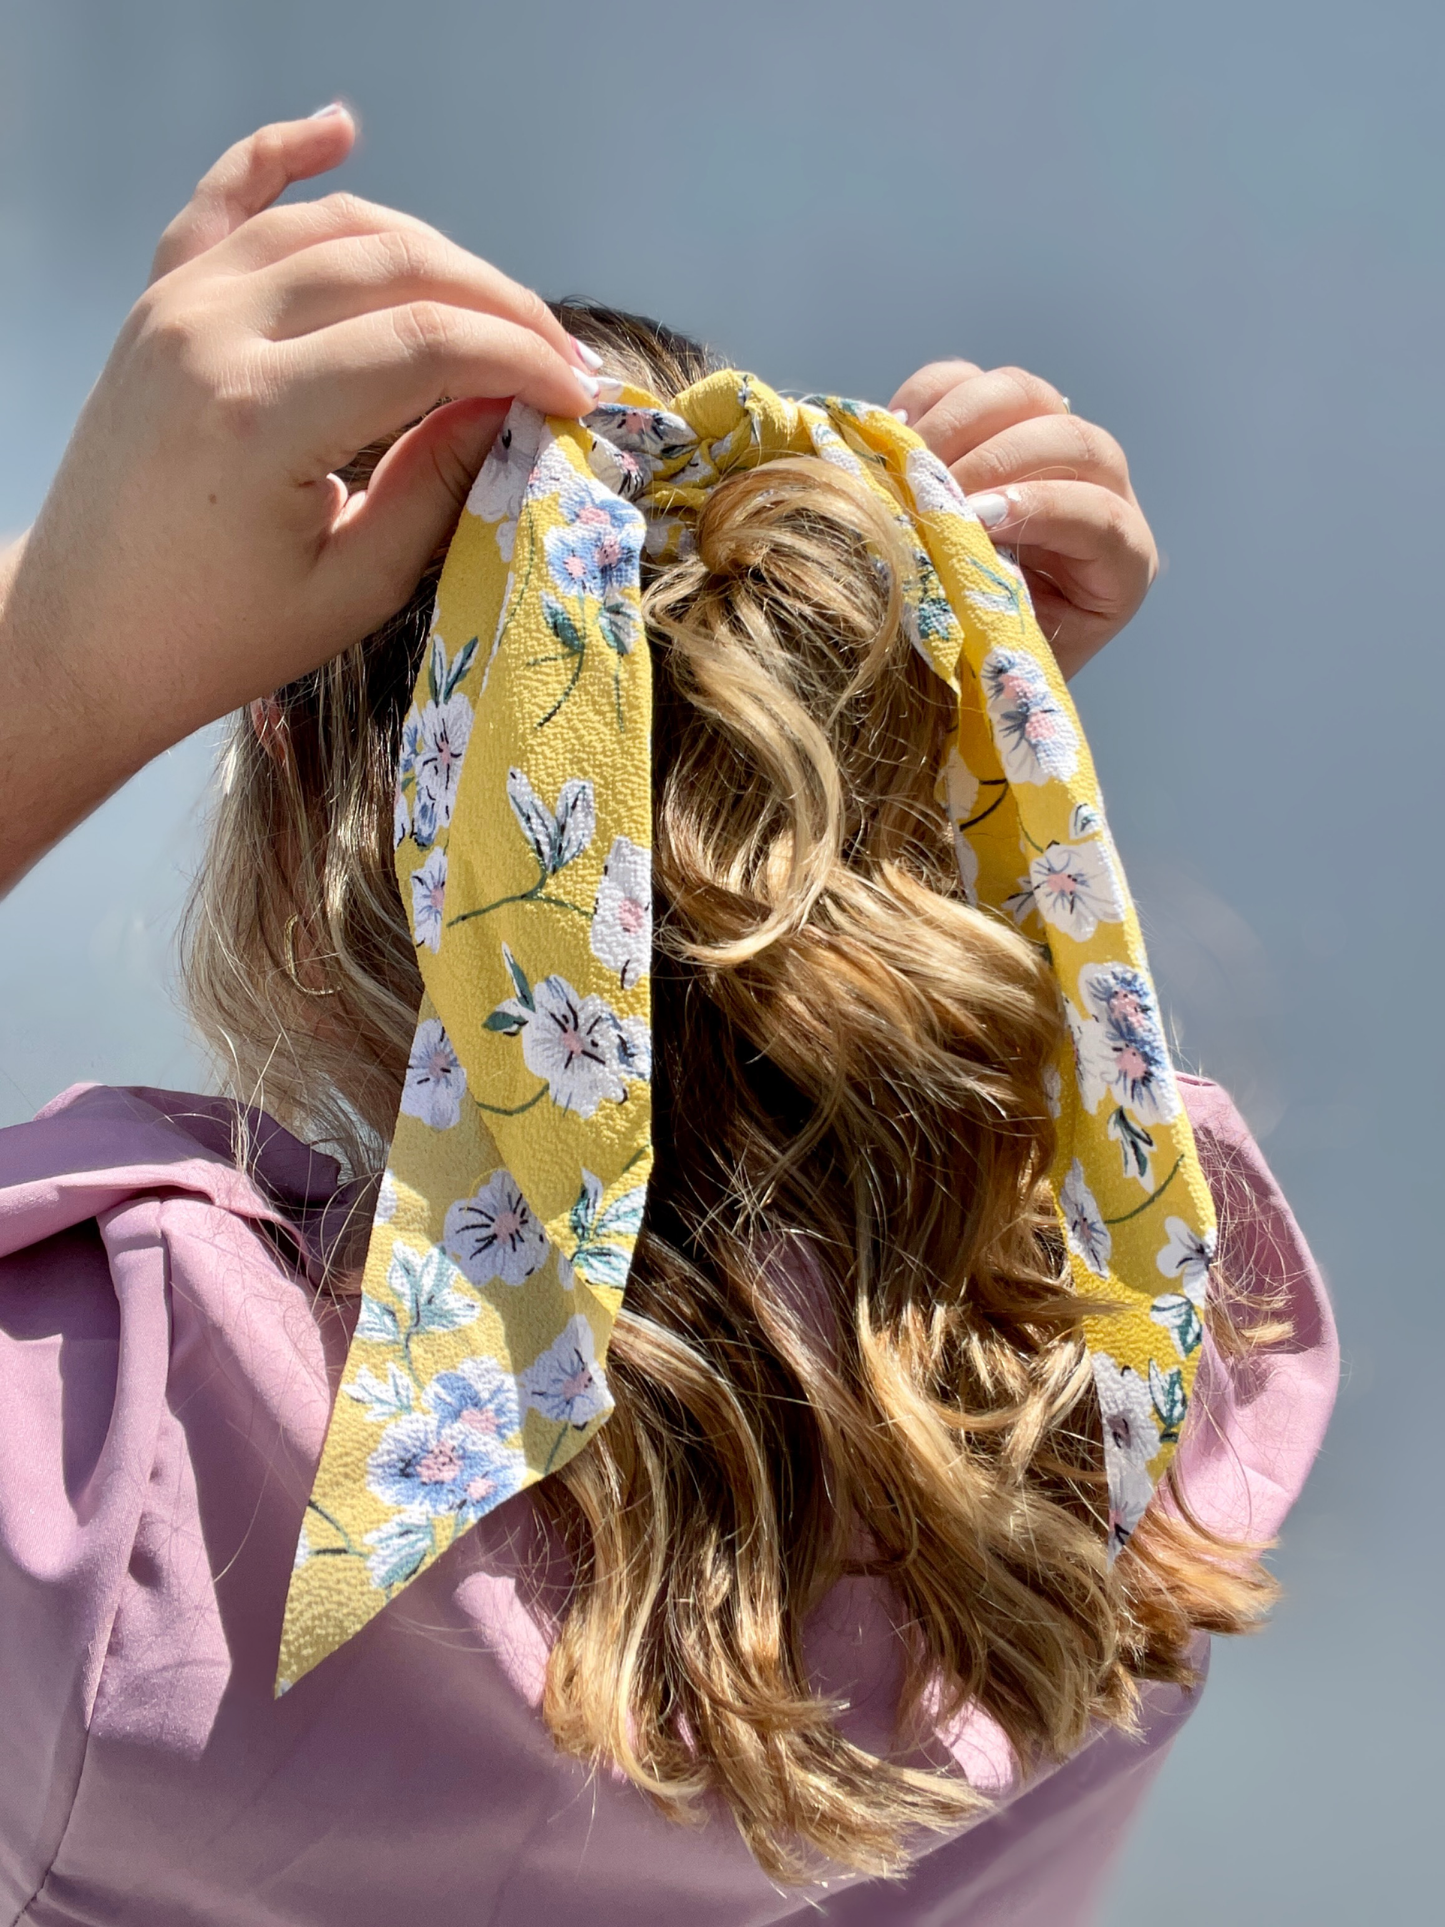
[
  {"left": 951, "top": 413, "right": 1133, "bottom": 501},
  {"left": 912, "top": 365, "right": 1069, "bottom": 467},
  {"left": 887, "top": 358, "right": 984, "bottom": 426},
  {"left": 248, "top": 228, "right": 579, "bottom": 367},
  {"left": 207, "top": 188, "right": 460, "bottom": 270},
  {"left": 323, "top": 397, "right": 509, "bottom": 619},
  {"left": 274, "top": 304, "right": 604, "bottom": 464},
  {"left": 209, "top": 196, "right": 589, "bottom": 373},
  {"left": 150, "top": 107, "right": 356, "bottom": 281},
  {"left": 969, "top": 480, "right": 1156, "bottom": 610}
]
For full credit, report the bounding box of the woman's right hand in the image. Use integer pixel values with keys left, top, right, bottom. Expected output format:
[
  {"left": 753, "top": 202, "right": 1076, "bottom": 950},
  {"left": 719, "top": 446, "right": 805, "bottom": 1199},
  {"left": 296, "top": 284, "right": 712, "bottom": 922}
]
[{"left": 0, "top": 107, "right": 602, "bottom": 894}]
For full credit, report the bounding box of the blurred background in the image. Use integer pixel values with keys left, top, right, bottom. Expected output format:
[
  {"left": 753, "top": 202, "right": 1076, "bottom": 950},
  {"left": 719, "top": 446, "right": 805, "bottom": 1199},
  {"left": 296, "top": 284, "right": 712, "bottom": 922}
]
[{"left": 1, "top": 1, "right": 1439, "bottom": 1916}]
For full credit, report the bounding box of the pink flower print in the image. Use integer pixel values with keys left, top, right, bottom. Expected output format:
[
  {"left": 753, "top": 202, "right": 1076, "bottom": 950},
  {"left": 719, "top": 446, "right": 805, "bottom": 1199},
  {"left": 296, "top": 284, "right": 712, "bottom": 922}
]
[
  {"left": 981, "top": 647, "right": 1080, "bottom": 786},
  {"left": 416, "top": 1439, "right": 464, "bottom": 1485}
]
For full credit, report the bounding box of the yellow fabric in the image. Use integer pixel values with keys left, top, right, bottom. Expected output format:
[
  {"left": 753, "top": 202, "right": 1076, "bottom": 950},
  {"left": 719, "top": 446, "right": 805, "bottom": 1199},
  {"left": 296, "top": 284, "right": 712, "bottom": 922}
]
[{"left": 277, "top": 374, "right": 1216, "bottom": 1693}]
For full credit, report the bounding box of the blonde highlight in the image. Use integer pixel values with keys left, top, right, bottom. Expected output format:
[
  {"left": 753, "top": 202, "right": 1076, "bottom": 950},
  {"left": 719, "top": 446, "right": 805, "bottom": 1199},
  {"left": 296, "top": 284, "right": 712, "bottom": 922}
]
[{"left": 181, "top": 302, "right": 1279, "bottom": 1884}]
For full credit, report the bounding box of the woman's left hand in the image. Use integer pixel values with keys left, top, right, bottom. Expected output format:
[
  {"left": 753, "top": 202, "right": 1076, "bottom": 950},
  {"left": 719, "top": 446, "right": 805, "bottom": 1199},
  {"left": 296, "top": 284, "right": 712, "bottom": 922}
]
[{"left": 888, "top": 360, "right": 1157, "bottom": 679}]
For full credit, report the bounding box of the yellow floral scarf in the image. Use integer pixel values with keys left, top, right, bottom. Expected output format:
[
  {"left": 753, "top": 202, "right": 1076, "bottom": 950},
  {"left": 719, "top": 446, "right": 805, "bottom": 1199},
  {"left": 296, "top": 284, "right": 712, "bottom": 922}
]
[{"left": 277, "top": 373, "right": 1216, "bottom": 1692}]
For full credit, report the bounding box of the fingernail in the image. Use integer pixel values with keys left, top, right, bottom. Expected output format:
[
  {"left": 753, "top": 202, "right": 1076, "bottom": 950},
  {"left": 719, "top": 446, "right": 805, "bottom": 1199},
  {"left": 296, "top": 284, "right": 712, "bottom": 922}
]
[
  {"left": 890, "top": 406, "right": 909, "bottom": 423},
  {"left": 971, "top": 491, "right": 1010, "bottom": 528},
  {"left": 571, "top": 337, "right": 604, "bottom": 372},
  {"left": 308, "top": 101, "right": 348, "bottom": 118},
  {"left": 593, "top": 375, "right": 623, "bottom": 399}
]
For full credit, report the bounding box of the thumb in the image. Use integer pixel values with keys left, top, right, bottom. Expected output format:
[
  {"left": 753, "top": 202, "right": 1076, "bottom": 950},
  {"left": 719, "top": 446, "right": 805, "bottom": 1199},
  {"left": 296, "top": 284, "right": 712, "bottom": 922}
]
[{"left": 324, "top": 397, "right": 509, "bottom": 620}]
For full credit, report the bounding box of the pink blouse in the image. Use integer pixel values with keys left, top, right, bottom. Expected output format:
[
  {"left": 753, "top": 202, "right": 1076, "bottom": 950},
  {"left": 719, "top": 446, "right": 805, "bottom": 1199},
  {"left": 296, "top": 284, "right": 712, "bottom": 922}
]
[{"left": 0, "top": 1077, "right": 1336, "bottom": 1927}]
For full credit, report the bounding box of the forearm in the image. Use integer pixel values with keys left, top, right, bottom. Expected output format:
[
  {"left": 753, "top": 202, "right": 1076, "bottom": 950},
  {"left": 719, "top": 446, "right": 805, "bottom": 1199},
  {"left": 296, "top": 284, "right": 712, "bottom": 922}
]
[{"left": 0, "top": 525, "right": 177, "bottom": 898}]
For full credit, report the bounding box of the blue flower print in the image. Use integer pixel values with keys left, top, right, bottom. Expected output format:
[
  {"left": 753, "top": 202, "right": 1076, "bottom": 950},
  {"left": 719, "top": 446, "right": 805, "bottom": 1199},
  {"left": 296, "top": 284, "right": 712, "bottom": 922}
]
[
  {"left": 1075, "top": 962, "right": 1182, "bottom": 1129},
  {"left": 544, "top": 495, "right": 644, "bottom": 604},
  {"left": 367, "top": 1355, "right": 525, "bottom": 1528},
  {"left": 981, "top": 647, "right": 1079, "bottom": 787}
]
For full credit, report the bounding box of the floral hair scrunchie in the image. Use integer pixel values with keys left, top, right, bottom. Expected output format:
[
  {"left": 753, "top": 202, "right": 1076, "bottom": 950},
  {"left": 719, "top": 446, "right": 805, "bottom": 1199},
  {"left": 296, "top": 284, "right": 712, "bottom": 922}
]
[{"left": 276, "top": 373, "right": 1216, "bottom": 1692}]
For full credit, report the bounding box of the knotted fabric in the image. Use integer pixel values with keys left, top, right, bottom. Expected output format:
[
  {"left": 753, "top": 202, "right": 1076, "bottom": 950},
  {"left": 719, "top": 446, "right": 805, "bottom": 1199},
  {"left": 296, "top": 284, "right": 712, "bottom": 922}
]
[{"left": 277, "top": 373, "right": 1216, "bottom": 1691}]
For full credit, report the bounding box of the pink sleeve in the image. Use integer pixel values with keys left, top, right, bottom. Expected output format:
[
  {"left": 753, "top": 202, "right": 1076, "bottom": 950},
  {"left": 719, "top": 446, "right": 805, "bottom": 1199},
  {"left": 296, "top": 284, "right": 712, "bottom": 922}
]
[
  {"left": 1173, "top": 1078, "right": 1339, "bottom": 1544},
  {"left": 0, "top": 1087, "right": 335, "bottom": 1919},
  {"left": 0, "top": 1213, "right": 163, "bottom": 1916}
]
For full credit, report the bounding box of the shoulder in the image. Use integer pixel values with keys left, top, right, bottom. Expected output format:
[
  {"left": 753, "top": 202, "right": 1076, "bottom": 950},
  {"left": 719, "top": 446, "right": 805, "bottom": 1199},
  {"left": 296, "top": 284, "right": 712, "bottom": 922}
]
[
  {"left": 1172, "top": 1075, "right": 1339, "bottom": 1542},
  {"left": 0, "top": 1085, "right": 350, "bottom": 1911}
]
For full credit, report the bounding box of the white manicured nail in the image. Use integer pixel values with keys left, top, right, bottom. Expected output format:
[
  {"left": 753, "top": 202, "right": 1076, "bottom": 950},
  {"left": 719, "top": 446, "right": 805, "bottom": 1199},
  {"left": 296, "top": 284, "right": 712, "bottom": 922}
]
[
  {"left": 890, "top": 406, "right": 909, "bottom": 423},
  {"left": 972, "top": 491, "right": 1010, "bottom": 528},
  {"left": 308, "top": 101, "right": 348, "bottom": 118},
  {"left": 572, "top": 337, "right": 604, "bottom": 372},
  {"left": 593, "top": 375, "right": 624, "bottom": 399}
]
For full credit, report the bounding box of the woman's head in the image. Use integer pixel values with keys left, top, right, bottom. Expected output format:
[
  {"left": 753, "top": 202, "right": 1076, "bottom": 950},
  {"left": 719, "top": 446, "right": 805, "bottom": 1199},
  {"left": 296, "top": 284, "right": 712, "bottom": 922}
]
[{"left": 182, "top": 303, "right": 1276, "bottom": 1883}]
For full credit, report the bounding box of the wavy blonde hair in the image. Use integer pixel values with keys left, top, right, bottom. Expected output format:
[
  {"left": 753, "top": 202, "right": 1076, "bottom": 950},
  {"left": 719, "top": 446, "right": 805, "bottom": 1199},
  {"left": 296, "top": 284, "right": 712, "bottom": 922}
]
[{"left": 183, "top": 303, "right": 1278, "bottom": 1884}]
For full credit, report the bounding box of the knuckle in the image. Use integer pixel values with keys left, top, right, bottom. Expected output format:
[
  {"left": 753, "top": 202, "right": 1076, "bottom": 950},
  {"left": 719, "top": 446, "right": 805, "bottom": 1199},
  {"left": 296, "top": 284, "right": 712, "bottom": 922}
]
[
  {"left": 133, "top": 292, "right": 201, "bottom": 366},
  {"left": 244, "top": 125, "right": 288, "bottom": 183},
  {"left": 315, "top": 189, "right": 374, "bottom": 234},
  {"left": 363, "top": 226, "right": 431, "bottom": 286},
  {"left": 1094, "top": 491, "right": 1146, "bottom": 563},
  {"left": 393, "top": 300, "right": 455, "bottom": 360},
  {"left": 995, "top": 365, "right": 1062, "bottom": 414},
  {"left": 513, "top": 281, "right": 549, "bottom": 333},
  {"left": 960, "top": 438, "right": 1014, "bottom": 488},
  {"left": 1083, "top": 420, "right": 1129, "bottom": 479},
  {"left": 206, "top": 375, "right": 270, "bottom": 445}
]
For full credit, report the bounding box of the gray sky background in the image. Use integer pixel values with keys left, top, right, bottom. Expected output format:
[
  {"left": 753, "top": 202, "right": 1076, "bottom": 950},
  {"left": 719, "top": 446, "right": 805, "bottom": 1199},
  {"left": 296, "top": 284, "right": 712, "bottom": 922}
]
[{"left": 2, "top": 2, "right": 1440, "bottom": 1917}]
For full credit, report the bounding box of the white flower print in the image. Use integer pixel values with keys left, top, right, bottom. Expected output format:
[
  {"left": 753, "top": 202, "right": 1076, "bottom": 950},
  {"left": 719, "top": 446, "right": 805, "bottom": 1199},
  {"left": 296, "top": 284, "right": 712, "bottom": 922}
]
[
  {"left": 1024, "top": 838, "right": 1125, "bottom": 943},
  {"left": 410, "top": 847, "right": 448, "bottom": 953},
  {"left": 1091, "top": 1352, "right": 1160, "bottom": 1552},
  {"left": 1065, "top": 996, "right": 1113, "bottom": 1116},
  {"left": 807, "top": 419, "right": 866, "bottom": 477},
  {"left": 590, "top": 403, "right": 696, "bottom": 465},
  {"left": 906, "top": 446, "right": 975, "bottom": 519},
  {"left": 376, "top": 1168, "right": 398, "bottom": 1224},
  {"left": 590, "top": 836, "right": 652, "bottom": 988},
  {"left": 940, "top": 744, "right": 980, "bottom": 822},
  {"left": 1060, "top": 1159, "right": 1112, "bottom": 1277},
  {"left": 981, "top": 648, "right": 1079, "bottom": 787},
  {"left": 443, "top": 1169, "right": 550, "bottom": 1288},
  {"left": 1150, "top": 1290, "right": 1203, "bottom": 1360},
  {"left": 393, "top": 786, "right": 411, "bottom": 852},
  {"left": 493, "top": 966, "right": 629, "bottom": 1118},
  {"left": 293, "top": 1524, "right": 311, "bottom": 1573},
  {"left": 937, "top": 747, "right": 982, "bottom": 900},
  {"left": 506, "top": 769, "right": 595, "bottom": 876},
  {"left": 612, "top": 1015, "right": 652, "bottom": 1085},
  {"left": 465, "top": 404, "right": 543, "bottom": 560},
  {"left": 400, "top": 1017, "right": 467, "bottom": 1131},
  {"left": 414, "top": 694, "right": 473, "bottom": 833},
  {"left": 1155, "top": 1216, "right": 1217, "bottom": 1307},
  {"left": 518, "top": 1314, "right": 614, "bottom": 1428},
  {"left": 399, "top": 706, "right": 424, "bottom": 783},
  {"left": 966, "top": 547, "right": 1032, "bottom": 616},
  {"left": 1043, "top": 1063, "right": 1063, "bottom": 1119}
]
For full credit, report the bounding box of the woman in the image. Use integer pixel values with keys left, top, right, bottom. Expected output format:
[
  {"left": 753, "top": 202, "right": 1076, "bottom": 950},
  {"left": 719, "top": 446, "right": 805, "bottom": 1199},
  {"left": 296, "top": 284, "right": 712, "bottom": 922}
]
[{"left": 0, "top": 111, "right": 1335, "bottom": 1925}]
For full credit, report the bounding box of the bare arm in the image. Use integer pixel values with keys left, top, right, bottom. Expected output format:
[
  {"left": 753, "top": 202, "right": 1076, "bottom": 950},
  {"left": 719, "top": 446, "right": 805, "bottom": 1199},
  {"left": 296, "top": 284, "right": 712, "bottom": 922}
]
[{"left": 0, "top": 108, "right": 604, "bottom": 897}]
